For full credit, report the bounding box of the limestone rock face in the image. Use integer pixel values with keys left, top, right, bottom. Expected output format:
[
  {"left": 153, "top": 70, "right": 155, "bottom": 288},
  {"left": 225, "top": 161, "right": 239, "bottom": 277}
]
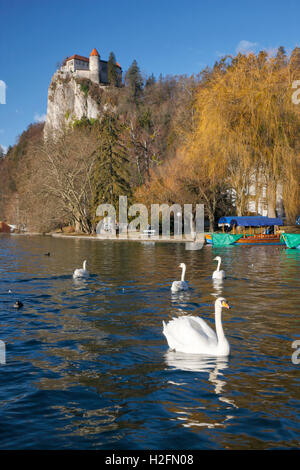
[{"left": 44, "top": 71, "right": 103, "bottom": 139}]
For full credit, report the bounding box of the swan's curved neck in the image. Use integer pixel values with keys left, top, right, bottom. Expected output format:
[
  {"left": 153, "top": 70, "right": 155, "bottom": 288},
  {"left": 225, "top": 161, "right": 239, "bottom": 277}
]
[
  {"left": 215, "top": 304, "right": 225, "bottom": 342},
  {"left": 181, "top": 265, "right": 186, "bottom": 282},
  {"left": 216, "top": 258, "right": 221, "bottom": 271},
  {"left": 83, "top": 260, "right": 87, "bottom": 270}
]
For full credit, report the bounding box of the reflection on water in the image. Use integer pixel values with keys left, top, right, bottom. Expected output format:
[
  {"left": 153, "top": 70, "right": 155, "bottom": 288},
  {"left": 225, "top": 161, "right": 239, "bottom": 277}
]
[
  {"left": 165, "top": 352, "right": 237, "bottom": 430},
  {"left": 165, "top": 350, "right": 229, "bottom": 373},
  {"left": 0, "top": 236, "right": 299, "bottom": 449},
  {"left": 212, "top": 278, "right": 224, "bottom": 297}
]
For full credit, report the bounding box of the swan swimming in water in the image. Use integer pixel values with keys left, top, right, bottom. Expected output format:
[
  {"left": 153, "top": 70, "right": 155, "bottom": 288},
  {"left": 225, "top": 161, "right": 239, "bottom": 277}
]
[
  {"left": 171, "top": 263, "right": 188, "bottom": 292},
  {"left": 212, "top": 256, "right": 225, "bottom": 279},
  {"left": 73, "top": 260, "right": 89, "bottom": 279},
  {"left": 162, "top": 297, "right": 231, "bottom": 356}
]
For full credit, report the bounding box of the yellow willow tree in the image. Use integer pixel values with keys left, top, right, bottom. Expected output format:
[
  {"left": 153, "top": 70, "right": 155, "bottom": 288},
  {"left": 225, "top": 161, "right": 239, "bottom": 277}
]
[
  {"left": 185, "top": 52, "right": 300, "bottom": 220},
  {"left": 135, "top": 151, "right": 232, "bottom": 231}
]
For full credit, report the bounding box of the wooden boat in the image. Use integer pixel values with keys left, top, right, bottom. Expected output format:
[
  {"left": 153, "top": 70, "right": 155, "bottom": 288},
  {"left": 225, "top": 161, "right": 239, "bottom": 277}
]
[
  {"left": 281, "top": 233, "right": 300, "bottom": 249},
  {"left": 205, "top": 216, "right": 284, "bottom": 246}
]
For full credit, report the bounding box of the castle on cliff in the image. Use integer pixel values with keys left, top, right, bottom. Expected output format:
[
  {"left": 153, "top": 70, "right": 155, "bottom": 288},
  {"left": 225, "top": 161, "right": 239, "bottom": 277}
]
[
  {"left": 60, "top": 48, "right": 122, "bottom": 85},
  {"left": 44, "top": 48, "right": 123, "bottom": 139}
]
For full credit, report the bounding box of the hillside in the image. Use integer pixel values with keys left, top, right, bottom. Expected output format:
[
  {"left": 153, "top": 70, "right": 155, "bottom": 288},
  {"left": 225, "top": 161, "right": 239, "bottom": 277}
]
[
  {"left": 1, "top": 49, "right": 300, "bottom": 234},
  {"left": 0, "top": 61, "right": 196, "bottom": 233}
]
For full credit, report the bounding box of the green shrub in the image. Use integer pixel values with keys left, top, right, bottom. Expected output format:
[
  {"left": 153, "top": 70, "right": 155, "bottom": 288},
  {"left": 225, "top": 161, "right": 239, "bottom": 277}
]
[{"left": 80, "top": 82, "right": 89, "bottom": 97}]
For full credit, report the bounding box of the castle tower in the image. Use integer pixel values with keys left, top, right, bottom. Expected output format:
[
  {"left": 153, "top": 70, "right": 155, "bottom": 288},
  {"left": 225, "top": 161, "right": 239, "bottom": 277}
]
[{"left": 89, "top": 48, "right": 100, "bottom": 84}]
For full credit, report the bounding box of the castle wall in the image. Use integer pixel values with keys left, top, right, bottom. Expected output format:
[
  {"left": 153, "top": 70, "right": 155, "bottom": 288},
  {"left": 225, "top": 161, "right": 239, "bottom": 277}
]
[
  {"left": 75, "top": 70, "right": 91, "bottom": 80},
  {"left": 89, "top": 55, "right": 100, "bottom": 84},
  {"left": 99, "top": 61, "right": 122, "bottom": 85},
  {"left": 65, "top": 59, "right": 74, "bottom": 72},
  {"left": 100, "top": 61, "right": 108, "bottom": 84},
  {"left": 74, "top": 58, "right": 89, "bottom": 70},
  {"left": 62, "top": 54, "right": 122, "bottom": 86}
]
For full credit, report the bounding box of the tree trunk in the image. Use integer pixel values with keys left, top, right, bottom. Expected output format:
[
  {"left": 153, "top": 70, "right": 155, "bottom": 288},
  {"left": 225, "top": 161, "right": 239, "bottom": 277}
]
[
  {"left": 267, "top": 182, "right": 277, "bottom": 218},
  {"left": 189, "top": 213, "right": 196, "bottom": 240},
  {"left": 208, "top": 211, "right": 215, "bottom": 232}
]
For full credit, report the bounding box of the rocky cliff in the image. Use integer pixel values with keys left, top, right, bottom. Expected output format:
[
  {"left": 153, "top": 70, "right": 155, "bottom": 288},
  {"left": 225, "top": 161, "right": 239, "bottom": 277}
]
[{"left": 44, "top": 71, "right": 106, "bottom": 139}]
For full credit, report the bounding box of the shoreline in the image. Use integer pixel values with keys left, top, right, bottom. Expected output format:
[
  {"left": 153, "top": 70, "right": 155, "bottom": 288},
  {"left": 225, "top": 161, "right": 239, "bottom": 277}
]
[
  {"left": 6, "top": 225, "right": 299, "bottom": 242},
  {"left": 50, "top": 232, "right": 206, "bottom": 243},
  {"left": 7, "top": 231, "right": 206, "bottom": 243}
]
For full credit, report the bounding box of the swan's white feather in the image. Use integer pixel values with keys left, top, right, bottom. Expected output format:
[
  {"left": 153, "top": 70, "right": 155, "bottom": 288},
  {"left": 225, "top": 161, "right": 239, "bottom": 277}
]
[
  {"left": 171, "top": 280, "right": 188, "bottom": 292},
  {"left": 171, "top": 263, "right": 189, "bottom": 292},
  {"left": 212, "top": 270, "right": 225, "bottom": 279},
  {"left": 190, "top": 316, "right": 217, "bottom": 340},
  {"left": 73, "top": 268, "right": 89, "bottom": 278},
  {"left": 163, "top": 316, "right": 217, "bottom": 354},
  {"left": 163, "top": 298, "right": 230, "bottom": 356},
  {"left": 212, "top": 257, "right": 225, "bottom": 279},
  {"left": 73, "top": 260, "right": 89, "bottom": 279}
]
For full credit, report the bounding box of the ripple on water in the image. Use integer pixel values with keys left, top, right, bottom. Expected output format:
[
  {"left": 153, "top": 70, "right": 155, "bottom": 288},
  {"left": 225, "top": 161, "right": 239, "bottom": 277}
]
[{"left": 0, "top": 237, "right": 299, "bottom": 449}]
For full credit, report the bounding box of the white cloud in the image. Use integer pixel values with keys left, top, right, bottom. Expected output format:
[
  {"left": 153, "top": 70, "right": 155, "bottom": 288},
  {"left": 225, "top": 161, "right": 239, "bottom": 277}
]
[
  {"left": 236, "top": 40, "right": 258, "bottom": 54},
  {"left": 0, "top": 80, "right": 6, "bottom": 104},
  {"left": 0, "top": 144, "right": 8, "bottom": 155},
  {"left": 34, "top": 113, "right": 46, "bottom": 123}
]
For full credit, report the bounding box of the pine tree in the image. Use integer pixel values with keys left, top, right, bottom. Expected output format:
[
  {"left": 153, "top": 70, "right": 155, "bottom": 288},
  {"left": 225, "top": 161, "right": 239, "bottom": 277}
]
[
  {"left": 290, "top": 47, "right": 300, "bottom": 78},
  {"left": 107, "top": 51, "right": 118, "bottom": 86},
  {"left": 145, "top": 73, "right": 156, "bottom": 88},
  {"left": 257, "top": 50, "right": 267, "bottom": 68},
  {"left": 92, "top": 113, "right": 131, "bottom": 213},
  {"left": 274, "top": 46, "right": 287, "bottom": 68},
  {"left": 125, "top": 60, "right": 143, "bottom": 102}
]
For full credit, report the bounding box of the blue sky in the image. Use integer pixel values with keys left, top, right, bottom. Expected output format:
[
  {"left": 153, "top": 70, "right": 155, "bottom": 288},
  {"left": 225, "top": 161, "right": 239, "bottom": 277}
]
[{"left": 1, "top": 0, "right": 300, "bottom": 150}]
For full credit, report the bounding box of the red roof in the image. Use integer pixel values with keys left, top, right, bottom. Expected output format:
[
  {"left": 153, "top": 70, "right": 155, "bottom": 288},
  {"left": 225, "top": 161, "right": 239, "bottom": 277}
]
[
  {"left": 90, "top": 48, "right": 100, "bottom": 57},
  {"left": 116, "top": 62, "right": 122, "bottom": 69},
  {"left": 66, "top": 54, "right": 89, "bottom": 63}
]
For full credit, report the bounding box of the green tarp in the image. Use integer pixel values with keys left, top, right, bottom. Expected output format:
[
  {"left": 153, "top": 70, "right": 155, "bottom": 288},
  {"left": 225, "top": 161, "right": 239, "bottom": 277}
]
[
  {"left": 211, "top": 233, "right": 244, "bottom": 246},
  {"left": 280, "top": 233, "right": 300, "bottom": 249}
]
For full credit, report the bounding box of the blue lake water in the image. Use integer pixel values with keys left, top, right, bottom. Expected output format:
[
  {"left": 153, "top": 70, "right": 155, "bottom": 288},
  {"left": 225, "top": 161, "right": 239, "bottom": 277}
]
[{"left": 0, "top": 235, "right": 299, "bottom": 449}]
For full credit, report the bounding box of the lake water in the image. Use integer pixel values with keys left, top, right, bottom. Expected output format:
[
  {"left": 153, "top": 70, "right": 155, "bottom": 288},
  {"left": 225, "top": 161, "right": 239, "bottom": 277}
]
[{"left": 0, "top": 235, "right": 299, "bottom": 450}]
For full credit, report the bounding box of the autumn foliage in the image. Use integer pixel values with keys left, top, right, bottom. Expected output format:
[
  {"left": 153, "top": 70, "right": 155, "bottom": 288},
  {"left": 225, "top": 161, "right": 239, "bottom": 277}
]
[
  {"left": 137, "top": 48, "right": 300, "bottom": 226},
  {"left": 0, "top": 49, "right": 300, "bottom": 232}
]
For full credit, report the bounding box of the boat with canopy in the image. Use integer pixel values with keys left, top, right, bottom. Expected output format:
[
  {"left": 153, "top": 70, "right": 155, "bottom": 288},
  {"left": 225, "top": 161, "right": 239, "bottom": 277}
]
[
  {"left": 280, "top": 233, "right": 300, "bottom": 249},
  {"left": 205, "top": 216, "right": 284, "bottom": 246}
]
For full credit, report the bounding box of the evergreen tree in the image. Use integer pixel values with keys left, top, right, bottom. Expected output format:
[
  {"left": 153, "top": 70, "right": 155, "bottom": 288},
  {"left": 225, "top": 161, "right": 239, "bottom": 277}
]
[
  {"left": 257, "top": 50, "right": 267, "bottom": 68},
  {"left": 290, "top": 47, "right": 300, "bottom": 76},
  {"left": 274, "top": 46, "right": 287, "bottom": 68},
  {"left": 107, "top": 51, "right": 118, "bottom": 86},
  {"left": 125, "top": 60, "right": 144, "bottom": 102},
  {"left": 145, "top": 73, "right": 156, "bottom": 88},
  {"left": 92, "top": 113, "right": 131, "bottom": 212}
]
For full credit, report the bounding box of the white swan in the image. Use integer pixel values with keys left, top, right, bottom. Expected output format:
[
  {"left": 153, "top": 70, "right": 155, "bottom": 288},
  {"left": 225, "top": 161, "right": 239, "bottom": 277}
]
[
  {"left": 162, "top": 297, "right": 231, "bottom": 356},
  {"left": 171, "top": 263, "right": 188, "bottom": 292},
  {"left": 212, "top": 256, "right": 225, "bottom": 279},
  {"left": 73, "top": 260, "right": 89, "bottom": 279}
]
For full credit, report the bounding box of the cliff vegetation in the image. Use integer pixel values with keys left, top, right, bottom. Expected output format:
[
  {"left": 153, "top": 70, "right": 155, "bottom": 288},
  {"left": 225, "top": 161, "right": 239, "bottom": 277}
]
[{"left": 1, "top": 50, "right": 300, "bottom": 233}]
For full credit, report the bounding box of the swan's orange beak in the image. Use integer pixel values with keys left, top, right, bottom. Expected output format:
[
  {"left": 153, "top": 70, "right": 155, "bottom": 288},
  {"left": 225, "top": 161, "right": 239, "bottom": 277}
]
[{"left": 222, "top": 300, "right": 231, "bottom": 309}]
